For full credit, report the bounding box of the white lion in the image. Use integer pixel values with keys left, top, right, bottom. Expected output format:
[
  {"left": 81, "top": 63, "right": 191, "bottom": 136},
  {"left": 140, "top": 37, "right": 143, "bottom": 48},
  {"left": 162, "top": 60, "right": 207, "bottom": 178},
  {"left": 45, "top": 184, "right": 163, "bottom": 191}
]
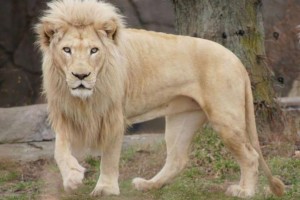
[{"left": 35, "top": 0, "right": 284, "bottom": 198}]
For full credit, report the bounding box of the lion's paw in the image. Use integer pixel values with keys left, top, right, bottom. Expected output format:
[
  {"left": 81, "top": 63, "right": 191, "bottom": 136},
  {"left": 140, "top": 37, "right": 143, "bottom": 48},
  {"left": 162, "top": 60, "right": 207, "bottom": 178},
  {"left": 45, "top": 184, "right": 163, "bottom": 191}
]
[
  {"left": 226, "top": 185, "right": 255, "bottom": 198},
  {"left": 132, "top": 177, "right": 155, "bottom": 191},
  {"left": 63, "top": 169, "right": 85, "bottom": 192},
  {"left": 90, "top": 184, "right": 120, "bottom": 197}
]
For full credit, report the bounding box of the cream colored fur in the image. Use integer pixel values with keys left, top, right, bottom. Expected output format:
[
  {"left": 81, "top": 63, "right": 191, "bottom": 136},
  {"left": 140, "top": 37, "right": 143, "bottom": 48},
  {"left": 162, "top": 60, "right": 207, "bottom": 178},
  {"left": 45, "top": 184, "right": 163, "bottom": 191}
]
[{"left": 36, "top": 0, "right": 285, "bottom": 198}]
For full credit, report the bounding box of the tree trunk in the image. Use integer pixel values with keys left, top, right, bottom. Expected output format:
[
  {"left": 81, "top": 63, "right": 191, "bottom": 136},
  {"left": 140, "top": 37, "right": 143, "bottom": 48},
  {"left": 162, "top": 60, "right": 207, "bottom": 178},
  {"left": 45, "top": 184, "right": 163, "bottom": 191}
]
[{"left": 172, "top": 0, "right": 283, "bottom": 133}]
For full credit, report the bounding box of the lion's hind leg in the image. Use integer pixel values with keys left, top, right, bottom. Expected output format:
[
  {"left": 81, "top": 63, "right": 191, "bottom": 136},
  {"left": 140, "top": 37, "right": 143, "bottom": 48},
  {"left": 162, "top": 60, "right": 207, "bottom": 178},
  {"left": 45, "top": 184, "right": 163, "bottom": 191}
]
[
  {"left": 133, "top": 111, "right": 206, "bottom": 191},
  {"left": 211, "top": 119, "right": 259, "bottom": 198}
]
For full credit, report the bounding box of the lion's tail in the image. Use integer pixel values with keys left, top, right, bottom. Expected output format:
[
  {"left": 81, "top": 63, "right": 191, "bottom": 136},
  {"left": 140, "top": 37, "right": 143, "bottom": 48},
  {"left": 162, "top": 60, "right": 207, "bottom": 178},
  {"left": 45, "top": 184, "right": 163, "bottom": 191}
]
[{"left": 245, "top": 77, "right": 285, "bottom": 197}]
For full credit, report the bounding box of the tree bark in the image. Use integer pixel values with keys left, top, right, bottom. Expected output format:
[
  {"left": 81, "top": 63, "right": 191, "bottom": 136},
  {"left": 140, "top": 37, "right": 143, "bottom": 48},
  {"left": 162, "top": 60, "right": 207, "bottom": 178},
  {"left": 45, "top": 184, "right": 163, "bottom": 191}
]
[{"left": 172, "top": 0, "right": 283, "bottom": 133}]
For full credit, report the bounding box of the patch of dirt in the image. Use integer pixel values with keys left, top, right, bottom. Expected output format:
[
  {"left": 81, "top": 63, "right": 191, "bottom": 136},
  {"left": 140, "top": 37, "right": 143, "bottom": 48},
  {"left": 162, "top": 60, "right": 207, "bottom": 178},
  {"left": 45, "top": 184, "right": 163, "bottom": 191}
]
[
  {"left": 21, "top": 159, "right": 49, "bottom": 181},
  {"left": 38, "top": 160, "right": 62, "bottom": 200},
  {"left": 0, "top": 159, "right": 48, "bottom": 199},
  {"left": 0, "top": 143, "right": 167, "bottom": 199},
  {"left": 120, "top": 146, "right": 166, "bottom": 181},
  {"left": 0, "top": 159, "right": 64, "bottom": 200}
]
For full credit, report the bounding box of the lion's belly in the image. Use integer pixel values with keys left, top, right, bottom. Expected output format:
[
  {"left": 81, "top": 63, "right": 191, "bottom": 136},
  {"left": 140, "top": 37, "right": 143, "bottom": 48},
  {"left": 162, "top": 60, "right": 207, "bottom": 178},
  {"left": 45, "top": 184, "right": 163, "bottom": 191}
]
[{"left": 126, "top": 93, "right": 201, "bottom": 124}]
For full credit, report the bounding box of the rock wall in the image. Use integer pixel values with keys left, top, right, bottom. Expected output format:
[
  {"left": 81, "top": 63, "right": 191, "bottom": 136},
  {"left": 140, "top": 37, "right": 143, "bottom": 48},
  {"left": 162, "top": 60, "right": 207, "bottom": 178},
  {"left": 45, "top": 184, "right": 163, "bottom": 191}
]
[
  {"left": 0, "top": 0, "right": 48, "bottom": 107},
  {"left": 0, "top": 104, "right": 53, "bottom": 143},
  {"left": 0, "top": 0, "right": 299, "bottom": 107}
]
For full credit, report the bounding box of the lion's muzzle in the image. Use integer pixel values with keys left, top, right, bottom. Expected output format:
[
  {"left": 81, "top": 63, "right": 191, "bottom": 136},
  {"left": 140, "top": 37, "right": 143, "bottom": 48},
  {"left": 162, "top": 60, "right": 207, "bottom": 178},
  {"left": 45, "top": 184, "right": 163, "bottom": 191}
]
[{"left": 68, "top": 70, "right": 95, "bottom": 99}]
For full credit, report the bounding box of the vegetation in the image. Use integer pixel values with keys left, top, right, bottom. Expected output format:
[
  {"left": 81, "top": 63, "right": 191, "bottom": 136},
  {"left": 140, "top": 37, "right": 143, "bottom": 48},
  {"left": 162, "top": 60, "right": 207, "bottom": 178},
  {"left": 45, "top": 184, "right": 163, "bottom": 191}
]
[
  {"left": 0, "top": 162, "right": 41, "bottom": 200},
  {"left": 0, "top": 127, "right": 299, "bottom": 199}
]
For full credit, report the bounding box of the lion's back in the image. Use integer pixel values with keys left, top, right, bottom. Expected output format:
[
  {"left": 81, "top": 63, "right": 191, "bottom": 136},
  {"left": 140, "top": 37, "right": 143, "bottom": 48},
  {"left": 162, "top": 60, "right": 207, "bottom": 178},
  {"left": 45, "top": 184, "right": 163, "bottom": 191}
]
[{"left": 122, "top": 28, "right": 247, "bottom": 83}]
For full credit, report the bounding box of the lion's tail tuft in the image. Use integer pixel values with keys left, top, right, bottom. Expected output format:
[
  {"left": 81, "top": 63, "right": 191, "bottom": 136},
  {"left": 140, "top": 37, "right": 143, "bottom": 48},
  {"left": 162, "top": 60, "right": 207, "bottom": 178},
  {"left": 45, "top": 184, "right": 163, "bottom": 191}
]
[
  {"left": 258, "top": 156, "right": 285, "bottom": 197},
  {"left": 270, "top": 177, "right": 285, "bottom": 197}
]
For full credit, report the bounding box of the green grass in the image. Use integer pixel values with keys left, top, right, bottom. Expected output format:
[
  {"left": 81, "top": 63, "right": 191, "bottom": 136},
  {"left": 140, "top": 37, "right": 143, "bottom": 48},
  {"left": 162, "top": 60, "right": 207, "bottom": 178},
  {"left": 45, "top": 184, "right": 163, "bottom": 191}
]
[
  {"left": 0, "top": 171, "right": 19, "bottom": 185},
  {"left": 120, "top": 147, "right": 137, "bottom": 164},
  {"left": 0, "top": 170, "right": 40, "bottom": 200},
  {"left": 0, "top": 127, "right": 299, "bottom": 200},
  {"left": 148, "top": 126, "right": 300, "bottom": 200},
  {"left": 191, "top": 126, "right": 240, "bottom": 179}
]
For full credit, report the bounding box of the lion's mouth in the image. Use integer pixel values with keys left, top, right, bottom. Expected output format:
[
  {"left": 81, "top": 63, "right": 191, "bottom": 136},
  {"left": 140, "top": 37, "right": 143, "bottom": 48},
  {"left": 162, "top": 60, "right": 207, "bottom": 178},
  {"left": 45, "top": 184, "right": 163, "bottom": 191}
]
[{"left": 72, "top": 84, "right": 92, "bottom": 90}]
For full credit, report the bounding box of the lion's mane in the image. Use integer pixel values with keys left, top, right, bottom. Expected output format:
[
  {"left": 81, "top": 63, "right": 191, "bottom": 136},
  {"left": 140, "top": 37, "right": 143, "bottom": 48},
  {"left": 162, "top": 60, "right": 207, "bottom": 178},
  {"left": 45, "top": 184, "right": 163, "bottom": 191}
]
[{"left": 35, "top": 0, "right": 128, "bottom": 149}]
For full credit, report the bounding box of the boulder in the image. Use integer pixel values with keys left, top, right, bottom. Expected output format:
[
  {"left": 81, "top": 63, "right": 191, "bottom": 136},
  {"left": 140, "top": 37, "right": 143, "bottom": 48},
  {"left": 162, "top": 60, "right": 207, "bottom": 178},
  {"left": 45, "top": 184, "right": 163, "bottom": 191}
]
[
  {"left": 0, "top": 142, "right": 54, "bottom": 162},
  {"left": 132, "top": 0, "right": 175, "bottom": 33},
  {"left": 109, "top": 0, "right": 142, "bottom": 28},
  {"left": 0, "top": 104, "right": 54, "bottom": 143},
  {"left": 0, "top": 134, "right": 164, "bottom": 162}
]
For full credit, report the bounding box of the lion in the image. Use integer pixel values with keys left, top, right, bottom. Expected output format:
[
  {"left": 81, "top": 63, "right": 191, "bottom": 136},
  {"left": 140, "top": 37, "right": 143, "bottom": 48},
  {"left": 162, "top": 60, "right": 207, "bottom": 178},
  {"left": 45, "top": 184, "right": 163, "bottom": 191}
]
[{"left": 35, "top": 0, "right": 285, "bottom": 198}]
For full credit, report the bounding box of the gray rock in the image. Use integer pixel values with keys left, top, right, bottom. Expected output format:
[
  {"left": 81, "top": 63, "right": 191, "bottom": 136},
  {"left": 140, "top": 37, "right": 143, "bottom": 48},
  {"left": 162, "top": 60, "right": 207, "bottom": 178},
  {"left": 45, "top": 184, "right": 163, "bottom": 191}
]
[
  {"left": 109, "top": 0, "right": 143, "bottom": 28},
  {"left": 0, "top": 141, "right": 54, "bottom": 162},
  {"left": 0, "top": 134, "right": 164, "bottom": 162},
  {"left": 0, "top": 104, "right": 54, "bottom": 143},
  {"left": 132, "top": 0, "right": 175, "bottom": 32},
  {"left": 123, "top": 133, "right": 164, "bottom": 149}
]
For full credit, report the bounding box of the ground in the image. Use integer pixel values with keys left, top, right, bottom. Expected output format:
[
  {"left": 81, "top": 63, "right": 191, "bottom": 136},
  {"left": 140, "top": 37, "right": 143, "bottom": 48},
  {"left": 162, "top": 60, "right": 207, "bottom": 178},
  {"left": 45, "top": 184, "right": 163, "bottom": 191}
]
[{"left": 0, "top": 127, "right": 299, "bottom": 200}]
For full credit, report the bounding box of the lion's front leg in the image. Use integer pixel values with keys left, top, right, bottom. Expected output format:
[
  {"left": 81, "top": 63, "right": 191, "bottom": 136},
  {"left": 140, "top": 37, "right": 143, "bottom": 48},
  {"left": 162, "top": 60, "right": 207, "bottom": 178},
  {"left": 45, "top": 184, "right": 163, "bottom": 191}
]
[
  {"left": 90, "top": 134, "right": 123, "bottom": 197},
  {"left": 55, "top": 132, "right": 86, "bottom": 192}
]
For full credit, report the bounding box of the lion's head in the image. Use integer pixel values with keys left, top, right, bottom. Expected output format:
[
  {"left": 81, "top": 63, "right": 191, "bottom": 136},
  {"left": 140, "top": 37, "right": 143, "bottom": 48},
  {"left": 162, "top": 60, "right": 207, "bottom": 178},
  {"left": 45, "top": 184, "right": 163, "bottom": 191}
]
[
  {"left": 35, "top": 0, "right": 127, "bottom": 147},
  {"left": 36, "top": 0, "right": 125, "bottom": 99}
]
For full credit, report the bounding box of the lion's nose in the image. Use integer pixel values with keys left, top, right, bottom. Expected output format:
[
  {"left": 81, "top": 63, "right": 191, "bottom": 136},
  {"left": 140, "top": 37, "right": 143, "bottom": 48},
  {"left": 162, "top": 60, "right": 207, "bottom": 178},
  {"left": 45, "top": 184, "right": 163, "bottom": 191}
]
[{"left": 72, "top": 72, "right": 91, "bottom": 80}]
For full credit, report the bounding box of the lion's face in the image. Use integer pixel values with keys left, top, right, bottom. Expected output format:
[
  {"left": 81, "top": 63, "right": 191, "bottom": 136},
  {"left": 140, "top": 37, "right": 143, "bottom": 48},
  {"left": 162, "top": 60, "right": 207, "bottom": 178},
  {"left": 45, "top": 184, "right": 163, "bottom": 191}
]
[
  {"left": 52, "top": 26, "right": 106, "bottom": 99},
  {"left": 36, "top": 0, "right": 122, "bottom": 100}
]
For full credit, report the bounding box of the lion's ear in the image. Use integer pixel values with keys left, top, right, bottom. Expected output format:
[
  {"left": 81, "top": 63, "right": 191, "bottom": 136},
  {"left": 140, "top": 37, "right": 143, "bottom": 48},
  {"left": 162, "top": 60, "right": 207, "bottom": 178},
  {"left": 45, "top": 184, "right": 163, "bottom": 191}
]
[
  {"left": 42, "top": 22, "right": 56, "bottom": 46},
  {"left": 96, "top": 19, "right": 119, "bottom": 42},
  {"left": 36, "top": 22, "right": 56, "bottom": 49},
  {"left": 36, "top": 21, "right": 66, "bottom": 50}
]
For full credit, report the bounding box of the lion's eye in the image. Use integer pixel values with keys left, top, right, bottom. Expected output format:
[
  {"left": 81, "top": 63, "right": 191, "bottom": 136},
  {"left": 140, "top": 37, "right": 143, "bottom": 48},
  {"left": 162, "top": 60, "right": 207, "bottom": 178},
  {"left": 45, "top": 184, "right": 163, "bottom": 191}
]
[
  {"left": 63, "top": 47, "right": 72, "bottom": 54},
  {"left": 90, "top": 47, "right": 99, "bottom": 54}
]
